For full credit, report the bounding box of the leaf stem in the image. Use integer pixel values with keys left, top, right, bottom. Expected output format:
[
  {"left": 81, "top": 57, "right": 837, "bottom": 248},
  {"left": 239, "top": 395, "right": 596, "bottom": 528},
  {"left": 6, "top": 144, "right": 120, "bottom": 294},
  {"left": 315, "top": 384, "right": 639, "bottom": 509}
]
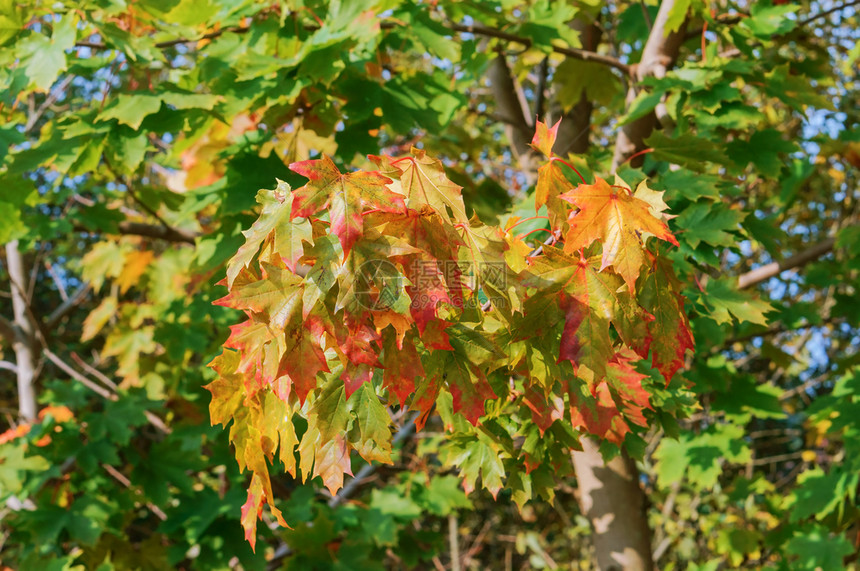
[
  {"left": 517, "top": 228, "right": 553, "bottom": 242},
  {"left": 551, "top": 157, "right": 587, "bottom": 184},
  {"left": 507, "top": 215, "right": 550, "bottom": 230},
  {"left": 619, "top": 147, "right": 654, "bottom": 167}
]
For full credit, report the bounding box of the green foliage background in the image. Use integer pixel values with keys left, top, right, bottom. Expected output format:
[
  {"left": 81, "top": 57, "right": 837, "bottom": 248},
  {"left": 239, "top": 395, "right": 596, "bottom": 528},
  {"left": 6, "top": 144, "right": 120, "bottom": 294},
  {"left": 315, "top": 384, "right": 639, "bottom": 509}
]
[{"left": 0, "top": 0, "right": 858, "bottom": 569}]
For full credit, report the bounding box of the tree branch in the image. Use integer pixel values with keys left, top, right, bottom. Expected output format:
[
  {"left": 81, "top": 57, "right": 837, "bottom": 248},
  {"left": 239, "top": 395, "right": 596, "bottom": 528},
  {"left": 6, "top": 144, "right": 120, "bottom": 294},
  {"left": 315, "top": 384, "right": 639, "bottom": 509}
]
[
  {"left": 737, "top": 236, "right": 836, "bottom": 290},
  {"left": 43, "top": 348, "right": 117, "bottom": 401},
  {"left": 24, "top": 76, "right": 74, "bottom": 135},
  {"left": 76, "top": 26, "right": 251, "bottom": 51},
  {"left": 74, "top": 221, "right": 198, "bottom": 244},
  {"left": 43, "top": 348, "right": 171, "bottom": 434},
  {"left": 76, "top": 19, "right": 632, "bottom": 77},
  {"left": 118, "top": 222, "right": 198, "bottom": 244},
  {"left": 798, "top": 0, "right": 860, "bottom": 27},
  {"left": 45, "top": 282, "right": 91, "bottom": 330},
  {"left": 447, "top": 22, "right": 630, "bottom": 76}
]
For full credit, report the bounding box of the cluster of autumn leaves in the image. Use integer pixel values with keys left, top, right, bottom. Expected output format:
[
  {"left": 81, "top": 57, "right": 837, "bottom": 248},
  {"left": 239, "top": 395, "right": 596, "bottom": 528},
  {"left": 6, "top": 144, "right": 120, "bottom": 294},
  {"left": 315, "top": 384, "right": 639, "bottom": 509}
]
[{"left": 207, "top": 120, "right": 694, "bottom": 546}]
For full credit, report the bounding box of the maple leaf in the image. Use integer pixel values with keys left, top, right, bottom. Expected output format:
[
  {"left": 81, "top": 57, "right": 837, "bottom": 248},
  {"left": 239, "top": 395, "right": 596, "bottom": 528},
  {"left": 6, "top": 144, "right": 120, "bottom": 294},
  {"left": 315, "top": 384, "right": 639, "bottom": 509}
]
[
  {"left": 290, "top": 155, "right": 405, "bottom": 258},
  {"left": 258, "top": 391, "right": 299, "bottom": 475},
  {"left": 222, "top": 320, "right": 282, "bottom": 396},
  {"left": 278, "top": 314, "right": 330, "bottom": 404},
  {"left": 444, "top": 356, "right": 496, "bottom": 426},
  {"left": 522, "top": 382, "right": 564, "bottom": 435},
  {"left": 410, "top": 375, "right": 442, "bottom": 431},
  {"left": 370, "top": 205, "right": 463, "bottom": 262},
  {"left": 298, "top": 419, "right": 353, "bottom": 496},
  {"left": 232, "top": 400, "right": 288, "bottom": 551},
  {"left": 205, "top": 349, "right": 245, "bottom": 426},
  {"left": 334, "top": 230, "right": 419, "bottom": 316},
  {"left": 374, "top": 310, "right": 414, "bottom": 350},
  {"left": 530, "top": 118, "right": 561, "bottom": 158},
  {"left": 348, "top": 382, "right": 394, "bottom": 464},
  {"left": 341, "top": 363, "right": 374, "bottom": 399},
  {"left": 382, "top": 330, "right": 424, "bottom": 408},
  {"left": 240, "top": 475, "right": 264, "bottom": 552},
  {"left": 226, "top": 182, "right": 311, "bottom": 288},
  {"left": 639, "top": 254, "right": 695, "bottom": 383},
  {"left": 299, "top": 233, "right": 341, "bottom": 319},
  {"left": 444, "top": 431, "right": 505, "bottom": 498},
  {"left": 557, "top": 292, "right": 613, "bottom": 380},
  {"left": 568, "top": 380, "right": 628, "bottom": 445},
  {"left": 214, "top": 263, "right": 303, "bottom": 330},
  {"left": 569, "top": 352, "right": 655, "bottom": 445},
  {"left": 371, "top": 148, "right": 469, "bottom": 224},
  {"left": 531, "top": 247, "right": 654, "bottom": 358},
  {"left": 604, "top": 350, "right": 653, "bottom": 425},
  {"left": 338, "top": 313, "right": 382, "bottom": 368},
  {"left": 535, "top": 159, "right": 575, "bottom": 229},
  {"left": 561, "top": 177, "right": 678, "bottom": 292}
]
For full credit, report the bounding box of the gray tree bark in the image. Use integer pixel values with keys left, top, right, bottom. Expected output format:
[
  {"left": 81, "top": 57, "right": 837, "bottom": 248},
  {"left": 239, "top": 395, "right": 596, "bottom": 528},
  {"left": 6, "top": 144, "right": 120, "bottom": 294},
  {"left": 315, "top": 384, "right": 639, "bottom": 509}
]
[{"left": 5, "top": 240, "right": 39, "bottom": 420}]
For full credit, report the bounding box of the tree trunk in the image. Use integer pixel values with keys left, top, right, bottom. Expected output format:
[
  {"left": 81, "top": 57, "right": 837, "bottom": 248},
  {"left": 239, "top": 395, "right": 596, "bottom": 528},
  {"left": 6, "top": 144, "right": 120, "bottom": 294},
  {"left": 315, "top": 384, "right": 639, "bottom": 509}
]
[
  {"left": 572, "top": 2, "right": 687, "bottom": 569},
  {"left": 572, "top": 439, "right": 654, "bottom": 571},
  {"left": 6, "top": 240, "right": 38, "bottom": 421}
]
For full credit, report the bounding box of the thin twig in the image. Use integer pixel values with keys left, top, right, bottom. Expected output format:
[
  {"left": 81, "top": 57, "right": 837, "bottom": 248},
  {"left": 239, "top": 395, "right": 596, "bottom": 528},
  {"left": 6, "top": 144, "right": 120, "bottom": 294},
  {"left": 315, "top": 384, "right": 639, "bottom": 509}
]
[
  {"left": 102, "top": 463, "right": 168, "bottom": 520},
  {"left": 70, "top": 352, "right": 119, "bottom": 391},
  {"left": 45, "top": 282, "right": 91, "bottom": 329},
  {"left": 798, "top": 0, "right": 860, "bottom": 26},
  {"left": 24, "top": 76, "right": 74, "bottom": 135},
  {"left": 76, "top": 26, "right": 251, "bottom": 51},
  {"left": 43, "top": 348, "right": 117, "bottom": 401},
  {"left": 44, "top": 262, "right": 68, "bottom": 302},
  {"left": 447, "top": 22, "right": 631, "bottom": 76}
]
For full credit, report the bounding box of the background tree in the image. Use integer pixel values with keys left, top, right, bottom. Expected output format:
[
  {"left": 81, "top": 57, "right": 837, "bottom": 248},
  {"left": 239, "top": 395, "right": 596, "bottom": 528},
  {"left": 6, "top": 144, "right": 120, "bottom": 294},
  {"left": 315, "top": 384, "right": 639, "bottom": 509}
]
[{"left": 1, "top": 1, "right": 858, "bottom": 569}]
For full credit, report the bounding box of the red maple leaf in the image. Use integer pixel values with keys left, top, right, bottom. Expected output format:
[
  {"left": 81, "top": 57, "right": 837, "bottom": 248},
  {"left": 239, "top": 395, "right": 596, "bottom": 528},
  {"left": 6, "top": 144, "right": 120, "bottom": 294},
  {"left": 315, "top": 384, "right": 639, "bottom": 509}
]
[
  {"left": 278, "top": 330, "right": 329, "bottom": 404},
  {"left": 290, "top": 155, "right": 405, "bottom": 258},
  {"left": 382, "top": 331, "right": 424, "bottom": 407}
]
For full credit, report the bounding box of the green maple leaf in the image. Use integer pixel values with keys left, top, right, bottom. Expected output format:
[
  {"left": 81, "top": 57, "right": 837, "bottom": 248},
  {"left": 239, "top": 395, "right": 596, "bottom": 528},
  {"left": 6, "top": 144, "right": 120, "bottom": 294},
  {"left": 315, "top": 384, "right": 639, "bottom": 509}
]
[
  {"left": 334, "top": 229, "right": 418, "bottom": 316},
  {"left": 348, "top": 382, "right": 393, "bottom": 464},
  {"left": 299, "top": 233, "right": 341, "bottom": 319},
  {"left": 444, "top": 431, "right": 505, "bottom": 498},
  {"left": 215, "top": 263, "right": 304, "bottom": 330},
  {"left": 226, "top": 181, "right": 311, "bottom": 289},
  {"left": 290, "top": 155, "right": 405, "bottom": 258}
]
